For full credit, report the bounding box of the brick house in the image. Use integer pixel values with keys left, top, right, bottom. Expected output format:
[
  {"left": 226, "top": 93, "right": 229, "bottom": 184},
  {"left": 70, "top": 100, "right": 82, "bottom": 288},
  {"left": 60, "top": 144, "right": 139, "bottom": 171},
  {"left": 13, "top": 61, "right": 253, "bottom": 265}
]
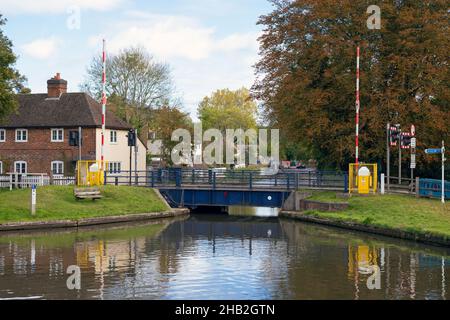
[{"left": 0, "top": 73, "right": 147, "bottom": 176}]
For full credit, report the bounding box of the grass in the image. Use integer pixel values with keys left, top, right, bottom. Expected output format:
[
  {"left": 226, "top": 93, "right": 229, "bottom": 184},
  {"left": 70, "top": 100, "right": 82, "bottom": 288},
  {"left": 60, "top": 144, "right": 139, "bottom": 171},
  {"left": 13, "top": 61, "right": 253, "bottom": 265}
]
[
  {"left": 0, "top": 221, "right": 171, "bottom": 248},
  {"left": 0, "top": 186, "right": 169, "bottom": 224},
  {"left": 304, "top": 191, "right": 450, "bottom": 238}
]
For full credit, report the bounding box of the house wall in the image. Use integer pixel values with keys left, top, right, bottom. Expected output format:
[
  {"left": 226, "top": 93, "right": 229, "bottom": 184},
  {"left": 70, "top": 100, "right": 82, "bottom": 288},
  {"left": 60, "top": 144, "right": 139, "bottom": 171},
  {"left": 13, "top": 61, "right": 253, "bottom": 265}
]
[
  {"left": 0, "top": 127, "right": 97, "bottom": 175},
  {"left": 95, "top": 128, "right": 147, "bottom": 171}
]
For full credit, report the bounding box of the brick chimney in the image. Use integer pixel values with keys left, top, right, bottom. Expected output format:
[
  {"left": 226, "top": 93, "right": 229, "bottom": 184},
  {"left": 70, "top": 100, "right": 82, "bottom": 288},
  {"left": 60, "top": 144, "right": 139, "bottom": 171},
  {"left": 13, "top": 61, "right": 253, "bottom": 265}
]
[{"left": 47, "top": 73, "right": 67, "bottom": 98}]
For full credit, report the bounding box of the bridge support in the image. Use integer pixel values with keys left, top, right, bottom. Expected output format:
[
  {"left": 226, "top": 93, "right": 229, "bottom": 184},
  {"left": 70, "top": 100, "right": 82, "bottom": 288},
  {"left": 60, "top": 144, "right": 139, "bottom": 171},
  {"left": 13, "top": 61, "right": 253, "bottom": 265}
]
[{"left": 159, "top": 188, "right": 292, "bottom": 209}]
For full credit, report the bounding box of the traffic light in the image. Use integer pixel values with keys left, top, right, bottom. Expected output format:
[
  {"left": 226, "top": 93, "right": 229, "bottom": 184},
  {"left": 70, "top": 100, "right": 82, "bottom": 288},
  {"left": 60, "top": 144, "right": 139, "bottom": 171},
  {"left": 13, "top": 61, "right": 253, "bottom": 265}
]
[
  {"left": 401, "top": 132, "right": 412, "bottom": 149},
  {"left": 127, "top": 129, "right": 136, "bottom": 147},
  {"left": 389, "top": 126, "right": 400, "bottom": 146}
]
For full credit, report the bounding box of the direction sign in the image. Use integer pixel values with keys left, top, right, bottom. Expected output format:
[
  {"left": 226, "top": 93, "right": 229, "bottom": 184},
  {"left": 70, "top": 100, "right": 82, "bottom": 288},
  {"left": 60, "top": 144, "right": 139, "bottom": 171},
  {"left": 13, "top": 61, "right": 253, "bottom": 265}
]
[
  {"left": 411, "top": 138, "right": 416, "bottom": 149},
  {"left": 425, "top": 148, "right": 442, "bottom": 154}
]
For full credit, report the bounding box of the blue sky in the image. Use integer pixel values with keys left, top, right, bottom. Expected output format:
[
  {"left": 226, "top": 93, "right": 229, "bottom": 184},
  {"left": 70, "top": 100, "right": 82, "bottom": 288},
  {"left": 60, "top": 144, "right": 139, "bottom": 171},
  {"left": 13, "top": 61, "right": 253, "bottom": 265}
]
[{"left": 1, "top": 0, "right": 274, "bottom": 120}]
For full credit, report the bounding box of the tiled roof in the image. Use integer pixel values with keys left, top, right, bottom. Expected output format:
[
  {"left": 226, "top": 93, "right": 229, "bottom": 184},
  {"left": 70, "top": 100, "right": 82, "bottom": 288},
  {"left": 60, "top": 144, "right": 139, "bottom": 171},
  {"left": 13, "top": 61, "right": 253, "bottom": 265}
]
[{"left": 0, "top": 92, "right": 131, "bottom": 130}]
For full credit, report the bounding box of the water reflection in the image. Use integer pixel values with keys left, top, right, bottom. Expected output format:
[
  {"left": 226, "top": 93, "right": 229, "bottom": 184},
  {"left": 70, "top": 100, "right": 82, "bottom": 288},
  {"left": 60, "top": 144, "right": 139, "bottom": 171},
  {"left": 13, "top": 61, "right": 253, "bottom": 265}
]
[{"left": 0, "top": 212, "right": 448, "bottom": 300}]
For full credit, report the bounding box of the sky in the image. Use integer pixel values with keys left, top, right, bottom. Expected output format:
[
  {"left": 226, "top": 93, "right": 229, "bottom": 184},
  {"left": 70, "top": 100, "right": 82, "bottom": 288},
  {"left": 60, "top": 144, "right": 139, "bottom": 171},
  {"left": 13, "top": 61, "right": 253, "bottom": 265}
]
[{"left": 1, "top": 0, "right": 274, "bottom": 121}]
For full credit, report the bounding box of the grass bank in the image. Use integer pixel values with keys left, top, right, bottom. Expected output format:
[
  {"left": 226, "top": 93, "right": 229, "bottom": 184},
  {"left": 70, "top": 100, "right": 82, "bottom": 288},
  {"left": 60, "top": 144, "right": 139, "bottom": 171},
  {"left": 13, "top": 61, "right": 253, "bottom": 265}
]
[
  {"left": 0, "top": 186, "right": 169, "bottom": 224},
  {"left": 300, "top": 192, "right": 450, "bottom": 239}
]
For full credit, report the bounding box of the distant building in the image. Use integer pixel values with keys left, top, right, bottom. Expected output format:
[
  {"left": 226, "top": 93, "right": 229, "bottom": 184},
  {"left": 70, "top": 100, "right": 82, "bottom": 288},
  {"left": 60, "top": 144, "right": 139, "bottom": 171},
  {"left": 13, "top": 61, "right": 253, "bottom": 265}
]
[{"left": 0, "top": 73, "right": 146, "bottom": 176}]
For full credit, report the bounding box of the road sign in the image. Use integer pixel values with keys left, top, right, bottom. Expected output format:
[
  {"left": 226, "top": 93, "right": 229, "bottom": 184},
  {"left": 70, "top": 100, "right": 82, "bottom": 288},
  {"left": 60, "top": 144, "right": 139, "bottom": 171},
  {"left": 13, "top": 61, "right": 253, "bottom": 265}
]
[
  {"left": 411, "top": 124, "right": 416, "bottom": 136},
  {"left": 411, "top": 138, "right": 416, "bottom": 149},
  {"left": 410, "top": 154, "right": 416, "bottom": 169},
  {"left": 425, "top": 148, "right": 442, "bottom": 154}
]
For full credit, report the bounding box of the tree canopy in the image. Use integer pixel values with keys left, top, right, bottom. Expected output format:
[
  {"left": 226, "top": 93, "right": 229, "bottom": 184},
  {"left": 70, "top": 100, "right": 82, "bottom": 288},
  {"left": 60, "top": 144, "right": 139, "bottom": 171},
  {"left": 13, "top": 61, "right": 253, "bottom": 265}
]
[
  {"left": 81, "top": 47, "right": 176, "bottom": 130},
  {"left": 253, "top": 0, "right": 449, "bottom": 176},
  {"left": 148, "top": 105, "right": 193, "bottom": 165},
  {"left": 0, "top": 15, "right": 27, "bottom": 121},
  {"left": 198, "top": 87, "right": 258, "bottom": 132}
]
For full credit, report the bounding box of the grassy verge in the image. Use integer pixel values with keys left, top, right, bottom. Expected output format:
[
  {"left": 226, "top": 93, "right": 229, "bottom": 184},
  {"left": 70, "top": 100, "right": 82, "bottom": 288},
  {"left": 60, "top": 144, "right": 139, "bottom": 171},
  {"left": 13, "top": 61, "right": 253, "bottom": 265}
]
[
  {"left": 0, "top": 221, "right": 171, "bottom": 248},
  {"left": 302, "top": 192, "right": 450, "bottom": 238},
  {"left": 0, "top": 186, "right": 169, "bottom": 224}
]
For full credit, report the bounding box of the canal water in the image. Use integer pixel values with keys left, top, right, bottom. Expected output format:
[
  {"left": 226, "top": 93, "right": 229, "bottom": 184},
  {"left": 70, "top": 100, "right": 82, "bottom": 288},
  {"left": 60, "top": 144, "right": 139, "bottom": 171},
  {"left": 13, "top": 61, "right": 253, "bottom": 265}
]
[{"left": 0, "top": 207, "right": 449, "bottom": 300}]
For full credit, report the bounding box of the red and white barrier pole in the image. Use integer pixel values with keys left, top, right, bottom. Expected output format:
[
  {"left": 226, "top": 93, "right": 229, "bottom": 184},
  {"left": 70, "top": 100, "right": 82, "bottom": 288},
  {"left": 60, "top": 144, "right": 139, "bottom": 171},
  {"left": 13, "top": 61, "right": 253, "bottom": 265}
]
[
  {"left": 355, "top": 46, "right": 360, "bottom": 165},
  {"left": 101, "top": 39, "right": 107, "bottom": 169}
]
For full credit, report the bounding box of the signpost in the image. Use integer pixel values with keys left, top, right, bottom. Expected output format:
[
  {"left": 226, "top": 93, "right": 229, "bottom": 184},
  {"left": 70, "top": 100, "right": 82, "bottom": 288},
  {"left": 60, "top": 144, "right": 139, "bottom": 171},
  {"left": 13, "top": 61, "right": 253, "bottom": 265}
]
[
  {"left": 425, "top": 141, "right": 446, "bottom": 204},
  {"left": 425, "top": 149, "right": 442, "bottom": 155},
  {"left": 410, "top": 135, "right": 416, "bottom": 188},
  {"left": 442, "top": 141, "right": 446, "bottom": 204},
  {"left": 31, "top": 185, "right": 37, "bottom": 216}
]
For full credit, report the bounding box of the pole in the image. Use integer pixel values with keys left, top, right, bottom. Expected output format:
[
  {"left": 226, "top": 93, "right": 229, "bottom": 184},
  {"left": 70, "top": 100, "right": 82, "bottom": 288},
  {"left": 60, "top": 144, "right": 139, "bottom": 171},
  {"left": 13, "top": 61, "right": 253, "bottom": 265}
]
[
  {"left": 134, "top": 129, "right": 138, "bottom": 185},
  {"left": 78, "top": 126, "right": 82, "bottom": 161},
  {"left": 129, "top": 144, "right": 132, "bottom": 186},
  {"left": 442, "top": 140, "right": 446, "bottom": 204},
  {"left": 355, "top": 46, "right": 360, "bottom": 165},
  {"left": 101, "top": 39, "right": 107, "bottom": 170},
  {"left": 387, "top": 123, "right": 390, "bottom": 191},
  {"left": 398, "top": 129, "right": 402, "bottom": 184}
]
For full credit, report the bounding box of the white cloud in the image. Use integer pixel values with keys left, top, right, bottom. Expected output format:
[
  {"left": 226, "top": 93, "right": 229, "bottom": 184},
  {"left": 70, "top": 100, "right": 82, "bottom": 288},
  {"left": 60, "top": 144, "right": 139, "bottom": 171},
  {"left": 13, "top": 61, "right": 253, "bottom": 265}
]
[
  {"left": 0, "top": 0, "right": 125, "bottom": 14},
  {"left": 216, "top": 33, "right": 260, "bottom": 52},
  {"left": 21, "top": 37, "right": 59, "bottom": 60},
  {"left": 86, "top": 13, "right": 261, "bottom": 119},
  {"left": 91, "top": 13, "right": 259, "bottom": 62}
]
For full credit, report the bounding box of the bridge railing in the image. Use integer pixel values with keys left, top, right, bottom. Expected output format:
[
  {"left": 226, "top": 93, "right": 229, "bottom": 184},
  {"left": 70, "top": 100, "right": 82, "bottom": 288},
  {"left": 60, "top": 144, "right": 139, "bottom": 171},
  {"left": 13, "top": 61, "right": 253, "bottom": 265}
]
[{"left": 105, "top": 168, "right": 348, "bottom": 191}]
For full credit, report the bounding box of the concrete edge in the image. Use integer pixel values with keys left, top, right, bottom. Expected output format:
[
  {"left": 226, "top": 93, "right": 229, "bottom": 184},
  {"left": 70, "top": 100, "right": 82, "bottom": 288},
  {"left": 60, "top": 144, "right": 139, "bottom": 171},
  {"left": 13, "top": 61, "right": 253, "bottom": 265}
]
[
  {"left": 279, "top": 210, "right": 450, "bottom": 248},
  {"left": 0, "top": 208, "right": 190, "bottom": 232},
  {"left": 153, "top": 189, "right": 172, "bottom": 210}
]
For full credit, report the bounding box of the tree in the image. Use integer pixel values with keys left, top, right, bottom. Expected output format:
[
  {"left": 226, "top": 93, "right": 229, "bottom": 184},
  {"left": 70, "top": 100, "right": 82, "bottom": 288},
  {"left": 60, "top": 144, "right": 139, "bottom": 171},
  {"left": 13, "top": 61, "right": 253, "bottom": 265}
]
[
  {"left": 197, "top": 88, "right": 259, "bottom": 167},
  {"left": 81, "top": 47, "right": 175, "bottom": 130},
  {"left": 0, "top": 15, "right": 28, "bottom": 121},
  {"left": 149, "top": 106, "right": 193, "bottom": 165},
  {"left": 198, "top": 88, "right": 258, "bottom": 132},
  {"left": 253, "top": 0, "right": 449, "bottom": 177}
]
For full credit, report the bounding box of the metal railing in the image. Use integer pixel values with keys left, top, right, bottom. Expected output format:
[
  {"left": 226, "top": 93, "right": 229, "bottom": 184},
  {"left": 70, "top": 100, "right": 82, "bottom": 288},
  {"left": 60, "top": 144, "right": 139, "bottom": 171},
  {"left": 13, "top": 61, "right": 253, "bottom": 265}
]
[
  {"left": 105, "top": 168, "right": 349, "bottom": 191},
  {"left": 418, "top": 178, "right": 449, "bottom": 200}
]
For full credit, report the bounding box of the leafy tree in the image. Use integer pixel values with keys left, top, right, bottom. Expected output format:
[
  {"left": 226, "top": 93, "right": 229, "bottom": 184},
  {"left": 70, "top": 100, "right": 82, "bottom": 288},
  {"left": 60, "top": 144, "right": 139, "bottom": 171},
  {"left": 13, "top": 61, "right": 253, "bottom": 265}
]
[
  {"left": 197, "top": 88, "right": 259, "bottom": 167},
  {"left": 253, "top": 0, "right": 449, "bottom": 177},
  {"left": 0, "top": 15, "right": 27, "bottom": 121},
  {"left": 198, "top": 88, "right": 258, "bottom": 131},
  {"left": 81, "top": 47, "right": 175, "bottom": 130},
  {"left": 149, "top": 106, "right": 193, "bottom": 165}
]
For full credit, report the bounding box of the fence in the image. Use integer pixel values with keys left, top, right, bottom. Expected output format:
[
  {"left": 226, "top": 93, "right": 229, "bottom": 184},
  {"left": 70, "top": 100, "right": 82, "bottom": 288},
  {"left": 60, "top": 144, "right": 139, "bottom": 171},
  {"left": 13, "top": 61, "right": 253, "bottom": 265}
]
[
  {"left": 0, "top": 174, "right": 75, "bottom": 189},
  {"left": 418, "top": 178, "right": 450, "bottom": 200},
  {"left": 105, "top": 168, "right": 349, "bottom": 191}
]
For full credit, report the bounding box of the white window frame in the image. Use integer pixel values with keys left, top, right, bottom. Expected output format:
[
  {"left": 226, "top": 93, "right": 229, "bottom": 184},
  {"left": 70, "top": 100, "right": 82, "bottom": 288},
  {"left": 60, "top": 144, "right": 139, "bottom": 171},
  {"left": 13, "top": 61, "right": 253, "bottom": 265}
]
[
  {"left": 110, "top": 130, "right": 118, "bottom": 144},
  {"left": 14, "top": 161, "right": 27, "bottom": 174},
  {"left": 108, "top": 162, "right": 121, "bottom": 174},
  {"left": 51, "top": 161, "right": 64, "bottom": 175},
  {"left": 0, "top": 129, "right": 5, "bottom": 142},
  {"left": 0, "top": 161, "right": 3, "bottom": 174},
  {"left": 15, "top": 129, "right": 28, "bottom": 142},
  {"left": 51, "top": 128, "right": 64, "bottom": 142}
]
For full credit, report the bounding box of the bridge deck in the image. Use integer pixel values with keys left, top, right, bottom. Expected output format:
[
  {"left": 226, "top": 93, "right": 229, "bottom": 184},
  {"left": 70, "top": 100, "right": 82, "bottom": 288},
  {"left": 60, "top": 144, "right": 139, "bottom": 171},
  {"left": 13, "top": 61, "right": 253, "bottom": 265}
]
[{"left": 105, "top": 169, "right": 348, "bottom": 208}]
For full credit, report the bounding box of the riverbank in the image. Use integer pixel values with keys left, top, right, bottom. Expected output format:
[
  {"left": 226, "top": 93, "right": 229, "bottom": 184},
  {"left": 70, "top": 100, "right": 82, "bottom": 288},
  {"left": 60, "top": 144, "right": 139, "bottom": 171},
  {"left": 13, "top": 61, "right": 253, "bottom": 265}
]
[
  {"left": 280, "top": 192, "right": 450, "bottom": 247},
  {"left": 0, "top": 186, "right": 189, "bottom": 231}
]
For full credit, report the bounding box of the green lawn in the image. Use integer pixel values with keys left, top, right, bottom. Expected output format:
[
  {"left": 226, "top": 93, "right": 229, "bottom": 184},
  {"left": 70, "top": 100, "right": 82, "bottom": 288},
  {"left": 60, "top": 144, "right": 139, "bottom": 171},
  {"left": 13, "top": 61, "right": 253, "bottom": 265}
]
[
  {"left": 304, "top": 192, "right": 450, "bottom": 238},
  {"left": 0, "top": 186, "right": 169, "bottom": 224},
  {"left": 0, "top": 221, "right": 170, "bottom": 248}
]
